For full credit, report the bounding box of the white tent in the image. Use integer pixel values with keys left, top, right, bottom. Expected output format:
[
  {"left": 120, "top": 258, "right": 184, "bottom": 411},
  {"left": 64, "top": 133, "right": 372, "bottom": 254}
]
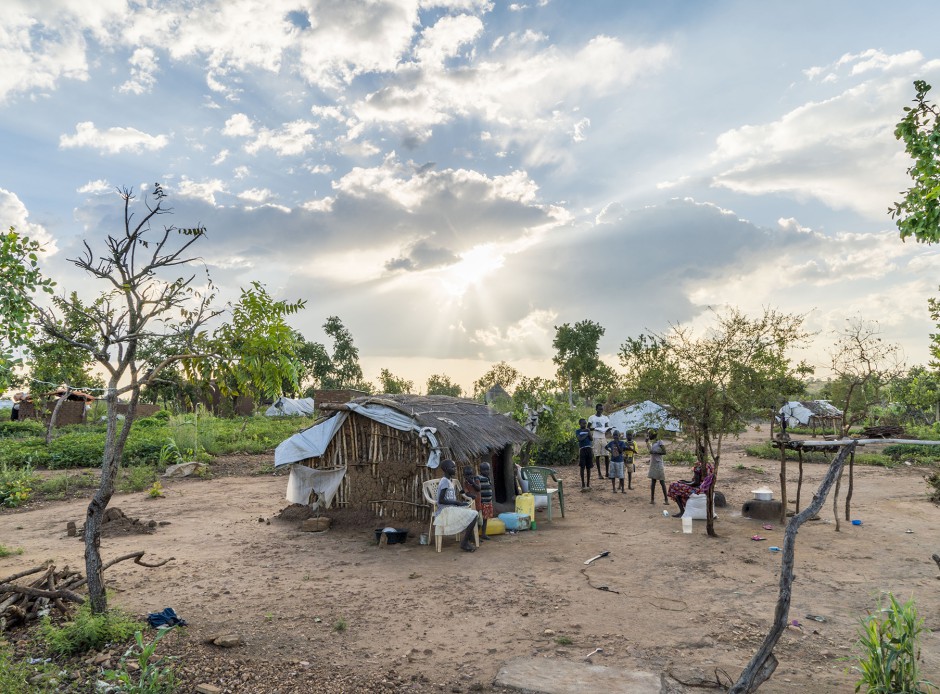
[
  {"left": 607, "top": 400, "right": 680, "bottom": 435},
  {"left": 265, "top": 397, "right": 316, "bottom": 417},
  {"left": 778, "top": 400, "right": 843, "bottom": 428}
]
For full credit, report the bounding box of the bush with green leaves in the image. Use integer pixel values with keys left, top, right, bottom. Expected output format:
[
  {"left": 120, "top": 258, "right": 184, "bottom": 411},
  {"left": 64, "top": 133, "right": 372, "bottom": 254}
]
[
  {"left": 38, "top": 602, "right": 142, "bottom": 656},
  {"left": 744, "top": 442, "right": 892, "bottom": 467},
  {"left": 0, "top": 643, "right": 58, "bottom": 693},
  {"left": 103, "top": 628, "right": 177, "bottom": 694},
  {"left": 0, "top": 437, "right": 51, "bottom": 467},
  {"left": 0, "top": 419, "right": 45, "bottom": 438},
  {"left": 0, "top": 462, "right": 36, "bottom": 507},
  {"left": 883, "top": 443, "right": 940, "bottom": 464},
  {"left": 119, "top": 465, "right": 158, "bottom": 493},
  {"left": 855, "top": 593, "right": 934, "bottom": 693}
]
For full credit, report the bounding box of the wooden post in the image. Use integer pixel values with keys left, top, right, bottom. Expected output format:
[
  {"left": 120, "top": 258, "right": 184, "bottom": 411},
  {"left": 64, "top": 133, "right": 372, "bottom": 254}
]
[
  {"left": 795, "top": 448, "right": 804, "bottom": 513},
  {"left": 778, "top": 442, "right": 787, "bottom": 525},
  {"left": 729, "top": 443, "right": 856, "bottom": 694},
  {"left": 832, "top": 458, "right": 844, "bottom": 532},
  {"left": 844, "top": 448, "right": 855, "bottom": 521}
]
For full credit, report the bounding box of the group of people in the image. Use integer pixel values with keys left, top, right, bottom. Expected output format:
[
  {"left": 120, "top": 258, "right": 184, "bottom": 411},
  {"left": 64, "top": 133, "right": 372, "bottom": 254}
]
[
  {"left": 432, "top": 458, "right": 494, "bottom": 553},
  {"left": 576, "top": 403, "right": 714, "bottom": 515}
]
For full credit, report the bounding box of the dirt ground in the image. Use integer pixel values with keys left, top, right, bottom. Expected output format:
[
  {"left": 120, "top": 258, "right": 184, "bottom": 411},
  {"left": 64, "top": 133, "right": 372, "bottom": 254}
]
[{"left": 2, "top": 427, "right": 939, "bottom": 693}]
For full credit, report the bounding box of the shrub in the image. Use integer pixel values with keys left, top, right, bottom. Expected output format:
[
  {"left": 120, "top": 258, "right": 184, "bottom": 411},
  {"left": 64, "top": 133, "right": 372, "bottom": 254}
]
[
  {"left": 0, "top": 462, "right": 36, "bottom": 507},
  {"left": 0, "top": 643, "right": 58, "bottom": 693},
  {"left": 0, "top": 438, "right": 52, "bottom": 468},
  {"left": 855, "top": 593, "right": 934, "bottom": 693},
  {"left": 0, "top": 420, "right": 45, "bottom": 439},
  {"left": 103, "top": 628, "right": 177, "bottom": 694},
  {"left": 119, "top": 465, "right": 157, "bottom": 493},
  {"left": 0, "top": 544, "right": 24, "bottom": 557},
  {"left": 46, "top": 432, "right": 105, "bottom": 469},
  {"left": 38, "top": 472, "right": 98, "bottom": 499},
  {"left": 38, "top": 603, "right": 142, "bottom": 656},
  {"left": 883, "top": 444, "right": 940, "bottom": 464},
  {"left": 927, "top": 471, "right": 940, "bottom": 503}
]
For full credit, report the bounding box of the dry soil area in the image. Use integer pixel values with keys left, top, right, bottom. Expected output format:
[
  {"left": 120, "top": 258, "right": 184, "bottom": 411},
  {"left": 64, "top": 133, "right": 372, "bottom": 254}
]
[{"left": 2, "top": 427, "right": 939, "bottom": 693}]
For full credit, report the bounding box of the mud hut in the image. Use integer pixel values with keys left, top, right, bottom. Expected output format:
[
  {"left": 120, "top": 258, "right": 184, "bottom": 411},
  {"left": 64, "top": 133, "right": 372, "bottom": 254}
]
[{"left": 274, "top": 395, "right": 538, "bottom": 522}]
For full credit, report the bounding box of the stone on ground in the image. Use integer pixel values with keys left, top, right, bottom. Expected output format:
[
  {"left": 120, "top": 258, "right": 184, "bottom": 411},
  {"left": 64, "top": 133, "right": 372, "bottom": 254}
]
[{"left": 495, "top": 657, "right": 662, "bottom": 694}]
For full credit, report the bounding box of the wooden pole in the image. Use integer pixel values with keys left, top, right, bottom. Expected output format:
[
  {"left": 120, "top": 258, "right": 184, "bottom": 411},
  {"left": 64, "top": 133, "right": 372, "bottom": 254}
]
[
  {"left": 778, "top": 442, "right": 788, "bottom": 525},
  {"left": 844, "top": 449, "right": 855, "bottom": 521},
  {"left": 832, "top": 462, "right": 844, "bottom": 533},
  {"left": 729, "top": 443, "right": 856, "bottom": 694},
  {"left": 795, "top": 448, "right": 804, "bottom": 513}
]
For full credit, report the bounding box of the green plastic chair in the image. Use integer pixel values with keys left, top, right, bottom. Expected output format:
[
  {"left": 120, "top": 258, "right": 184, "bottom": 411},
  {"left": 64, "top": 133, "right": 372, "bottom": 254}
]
[{"left": 520, "top": 466, "right": 565, "bottom": 521}]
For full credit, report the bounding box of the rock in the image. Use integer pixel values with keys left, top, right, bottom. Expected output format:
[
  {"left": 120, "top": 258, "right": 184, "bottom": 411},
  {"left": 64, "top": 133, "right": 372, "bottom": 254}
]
[
  {"left": 67, "top": 521, "right": 77, "bottom": 537},
  {"left": 163, "top": 462, "right": 209, "bottom": 478},
  {"left": 301, "top": 517, "right": 331, "bottom": 532},
  {"left": 212, "top": 634, "right": 243, "bottom": 648},
  {"left": 543, "top": 629, "right": 555, "bottom": 636},
  {"left": 195, "top": 685, "right": 222, "bottom": 694}
]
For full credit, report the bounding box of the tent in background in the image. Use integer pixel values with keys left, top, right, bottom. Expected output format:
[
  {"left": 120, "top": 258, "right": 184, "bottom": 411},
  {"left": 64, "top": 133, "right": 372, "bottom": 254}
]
[
  {"left": 608, "top": 400, "right": 680, "bottom": 436},
  {"left": 265, "top": 397, "right": 316, "bottom": 417}
]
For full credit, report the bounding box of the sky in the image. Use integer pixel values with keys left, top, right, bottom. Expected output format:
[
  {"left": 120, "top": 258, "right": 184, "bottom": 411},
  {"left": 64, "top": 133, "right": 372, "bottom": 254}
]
[{"left": 3, "top": 0, "right": 940, "bottom": 393}]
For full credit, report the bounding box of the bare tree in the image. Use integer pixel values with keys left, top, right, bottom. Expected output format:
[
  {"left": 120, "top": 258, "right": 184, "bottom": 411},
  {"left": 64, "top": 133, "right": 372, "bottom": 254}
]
[
  {"left": 33, "top": 184, "right": 218, "bottom": 614},
  {"left": 829, "top": 318, "right": 905, "bottom": 436}
]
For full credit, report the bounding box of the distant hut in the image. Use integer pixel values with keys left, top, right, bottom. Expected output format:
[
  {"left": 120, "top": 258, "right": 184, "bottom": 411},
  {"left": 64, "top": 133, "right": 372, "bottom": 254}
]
[
  {"left": 18, "top": 388, "right": 95, "bottom": 426},
  {"left": 274, "top": 395, "right": 538, "bottom": 521},
  {"left": 483, "top": 384, "right": 511, "bottom": 406},
  {"left": 779, "top": 400, "right": 844, "bottom": 436}
]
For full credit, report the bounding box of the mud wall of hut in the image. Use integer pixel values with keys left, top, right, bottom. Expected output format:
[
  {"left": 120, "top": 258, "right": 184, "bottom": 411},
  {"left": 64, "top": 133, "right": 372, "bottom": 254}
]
[
  {"left": 297, "top": 414, "right": 489, "bottom": 522},
  {"left": 19, "top": 400, "right": 87, "bottom": 426}
]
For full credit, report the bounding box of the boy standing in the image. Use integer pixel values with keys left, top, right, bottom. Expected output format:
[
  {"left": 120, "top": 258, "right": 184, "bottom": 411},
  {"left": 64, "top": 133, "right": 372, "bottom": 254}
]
[
  {"left": 605, "top": 430, "right": 627, "bottom": 493},
  {"left": 588, "top": 403, "right": 611, "bottom": 478},
  {"left": 576, "top": 418, "right": 593, "bottom": 490}
]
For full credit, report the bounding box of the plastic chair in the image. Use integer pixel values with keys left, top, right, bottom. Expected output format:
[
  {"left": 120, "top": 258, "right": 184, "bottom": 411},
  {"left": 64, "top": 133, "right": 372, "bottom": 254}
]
[
  {"left": 421, "top": 479, "right": 479, "bottom": 552},
  {"left": 520, "top": 466, "right": 565, "bottom": 521}
]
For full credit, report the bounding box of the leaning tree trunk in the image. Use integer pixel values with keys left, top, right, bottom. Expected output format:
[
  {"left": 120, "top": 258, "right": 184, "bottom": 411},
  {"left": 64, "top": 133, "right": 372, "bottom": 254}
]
[
  {"left": 84, "top": 384, "right": 139, "bottom": 614},
  {"left": 45, "top": 386, "right": 71, "bottom": 444},
  {"left": 728, "top": 442, "right": 856, "bottom": 694}
]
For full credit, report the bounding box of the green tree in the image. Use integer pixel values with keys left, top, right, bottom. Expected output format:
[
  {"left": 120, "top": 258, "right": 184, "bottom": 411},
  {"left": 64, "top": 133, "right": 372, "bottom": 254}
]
[
  {"left": 888, "top": 365, "right": 940, "bottom": 425},
  {"left": 620, "top": 308, "right": 810, "bottom": 536},
  {"left": 208, "top": 282, "right": 306, "bottom": 403},
  {"left": 552, "top": 320, "right": 618, "bottom": 405},
  {"left": 377, "top": 368, "right": 413, "bottom": 394},
  {"left": 0, "top": 227, "right": 55, "bottom": 390},
  {"left": 828, "top": 318, "right": 904, "bottom": 435},
  {"left": 426, "top": 373, "right": 463, "bottom": 397},
  {"left": 29, "top": 184, "right": 221, "bottom": 613},
  {"left": 891, "top": 80, "right": 940, "bottom": 244},
  {"left": 27, "top": 293, "right": 103, "bottom": 392},
  {"left": 323, "top": 316, "right": 364, "bottom": 388},
  {"left": 472, "top": 361, "right": 519, "bottom": 400}
]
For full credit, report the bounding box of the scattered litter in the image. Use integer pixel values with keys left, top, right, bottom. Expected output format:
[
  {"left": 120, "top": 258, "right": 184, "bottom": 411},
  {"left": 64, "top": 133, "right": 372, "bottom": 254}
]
[
  {"left": 583, "top": 551, "right": 610, "bottom": 566},
  {"left": 751, "top": 535, "right": 765, "bottom": 541},
  {"left": 851, "top": 519, "right": 863, "bottom": 526},
  {"left": 768, "top": 546, "right": 781, "bottom": 552},
  {"left": 905, "top": 529, "right": 914, "bottom": 534},
  {"left": 147, "top": 607, "right": 187, "bottom": 628},
  {"left": 903, "top": 461, "right": 913, "bottom": 466},
  {"left": 806, "top": 614, "right": 827, "bottom": 623},
  {"left": 790, "top": 619, "right": 802, "bottom": 627},
  {"left": 583, "top": 647, "right": 603, "bottom": 660},
  {"left": 762, "top": 524, "right": 774, "bottom": 530},
  {"left": 662, "top": 510, "right": 670, "bottom": 517}
]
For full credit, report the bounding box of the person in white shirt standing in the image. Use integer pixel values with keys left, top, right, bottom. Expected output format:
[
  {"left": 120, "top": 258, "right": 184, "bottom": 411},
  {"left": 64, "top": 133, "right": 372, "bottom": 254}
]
[{"left": 587, "top": 403, "right": 611, "bottom": 478}]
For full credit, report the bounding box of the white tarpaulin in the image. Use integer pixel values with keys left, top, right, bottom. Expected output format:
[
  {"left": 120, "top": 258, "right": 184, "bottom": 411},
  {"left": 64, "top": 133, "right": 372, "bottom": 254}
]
[
  {"left": 265, "top": 397, "right": 316, "bottom": 417},
  {"left": 286, "top": 464, "right": 347, "bottom": 509},
  {"left": 778, "top": 400, "right": 842, "bottom": 428},
  {"left": 608, "top": 400, "right": 680, "bottom": 435},
  {"left": 273, "top": 402, "right": 443, "bottom": 469}
]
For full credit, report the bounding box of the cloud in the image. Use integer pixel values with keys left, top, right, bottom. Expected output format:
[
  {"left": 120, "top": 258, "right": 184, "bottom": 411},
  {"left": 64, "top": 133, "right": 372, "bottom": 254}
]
[
  {"left": 119, "top": 47, "right": 160, "bottom": 95},
  {"left": 59, "top": 122, "right": 169, "bottom": 154},
  {"left": 76, "top": 179, "right": 113, "bottom": 195},
  {"left": 0, "top": 188, "right": 57, "bottom": 254},
  {"left": 174, "top": 177, "right": 229, "bottom": 206}
]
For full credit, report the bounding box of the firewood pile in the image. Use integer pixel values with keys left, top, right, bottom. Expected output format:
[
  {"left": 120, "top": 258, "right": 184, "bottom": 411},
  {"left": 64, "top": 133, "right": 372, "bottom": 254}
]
[
  {"left": 0, "top": 562, "right": 85, "bottom": 631},
  {"left": 0, "top": 551, "right": 173, "bottom": 632},
  {"left": 859, "top": 425, "right": 905, "bottom": 439}
]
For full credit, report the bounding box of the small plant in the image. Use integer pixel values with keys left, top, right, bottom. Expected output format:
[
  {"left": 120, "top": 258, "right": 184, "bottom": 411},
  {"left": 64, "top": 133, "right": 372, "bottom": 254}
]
[
  {"left": 119, "top": 465, "right": 157, "bottom": 493},
  {"left": 104, "top": 628, "right": 177, "bottom": 694},
  {"left": 158, "top": 439, "right": 183, "bottom": 468},
  {"left": 333, "top": 617, "right": 347, "bottom": 633},
  {"left": 0, "top": 462, "right": 35, "bottom": 508},
  {"left": 38, "top": 602, "right": 142, "bottom": 656},
  {"left": 554, "top": 635, "right": 573, "bottom": 646},
  {"left": 147, "top": 480, "right": 165, "bottom": 498},
  {"left": 0, "top": 544, "right": 24, "bottom": 557},
  {"left": 926, "top": 471, "right": 940, "bottom": 503},
  {"left": 752, "top": 466, "right": 765, "bottom": 474},
  {"left": 733, "top": 463, "right": 747, "bottom": 470},
  {"left": 855, "top": 593, "right": 934, "bottom": 693}
]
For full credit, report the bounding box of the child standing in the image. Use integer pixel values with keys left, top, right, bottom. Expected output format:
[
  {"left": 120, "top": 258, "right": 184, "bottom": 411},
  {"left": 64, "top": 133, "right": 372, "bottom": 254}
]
[
  {"left": 576, "top": 418, "right": 593, "bottom": 490},
  {"left": 624, "top": 431, "right": 638, "bottom": 490},
  {"left": 605, "top": 430, "right": 627, "bottom": 493},
  {"left": 477, "top": 462, "right": 494, "bottom": 540}
]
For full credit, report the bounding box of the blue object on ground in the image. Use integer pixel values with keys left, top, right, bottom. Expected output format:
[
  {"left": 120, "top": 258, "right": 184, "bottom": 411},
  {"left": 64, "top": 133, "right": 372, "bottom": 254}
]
[
  {"left": 147, "top": 607, "right": 187, "bottom": 628},
  {"left": 768, "top": 546, "right": 781, "bottom": 552},
  {"left": 851, "top": 519, "right": 862, "bottom": 525}
]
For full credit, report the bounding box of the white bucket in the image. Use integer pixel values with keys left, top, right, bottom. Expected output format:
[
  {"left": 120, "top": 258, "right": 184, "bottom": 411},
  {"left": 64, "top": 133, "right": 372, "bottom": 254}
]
[
  {"left": 419, "top": 533, "right": 429, "bottom": 545},
  {"left": 682, "top": 516, "right": 693, "bottom": 534}
]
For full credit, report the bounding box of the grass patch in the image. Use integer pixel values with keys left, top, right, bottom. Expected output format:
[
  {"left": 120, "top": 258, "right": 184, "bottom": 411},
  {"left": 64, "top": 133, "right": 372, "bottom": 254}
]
[
  {"left": 0, "top": 544, "right": 24, "bottom": 557},
  {"left": 744, "top": 442, "right": 893, "bottom": 467},
  {"left": 38, "top": 602, "right": 143, "bottom": 656},
  {"left": 554, "top": 635, "right": 573, "bottom": 646},
  {"left": 37, "top": 471, "right": 98, "bottom": 499},
  {"left": 0, "top": 643, "right": 59, "bottom": 693},
  {"left": 0, "top": 462, "right": 36, "bottom": 507},
  {"left": 118, "top": 465, "right": 157, "bottom": 493},
  {"left": 333, "top": 617, "right": 347, "bottom": 633}
]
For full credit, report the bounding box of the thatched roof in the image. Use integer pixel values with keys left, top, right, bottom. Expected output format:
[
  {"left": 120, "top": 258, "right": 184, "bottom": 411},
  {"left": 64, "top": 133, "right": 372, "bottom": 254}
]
[{"left": 327, "top": 394, "right": 538, "bottom": 463}]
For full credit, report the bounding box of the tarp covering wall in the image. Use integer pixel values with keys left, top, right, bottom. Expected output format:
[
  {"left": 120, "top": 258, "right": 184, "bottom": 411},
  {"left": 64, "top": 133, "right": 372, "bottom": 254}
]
[{"left": 265, "top": 397, "right": 316, "bottom": 417}]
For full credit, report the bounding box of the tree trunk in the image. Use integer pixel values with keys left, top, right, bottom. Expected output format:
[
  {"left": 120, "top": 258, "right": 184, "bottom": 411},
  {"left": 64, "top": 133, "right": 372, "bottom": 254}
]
[
  {"left": 778, "top": 443, "right": 787, "bottom": 525},
  {"left": 706, "top": 455, "right": 719, "bottom": 537},
  {"left": 729, "top": 442, "right": 856, "bottom": 694},
  {"left": 844, "top": 449, "right": 855, "bottom": 521},
  {"left": 84, "top": 384, "right": 139, "bottom": 614},
  {"left": 45, "top": 386, "right": 71, "bottom": 444}
]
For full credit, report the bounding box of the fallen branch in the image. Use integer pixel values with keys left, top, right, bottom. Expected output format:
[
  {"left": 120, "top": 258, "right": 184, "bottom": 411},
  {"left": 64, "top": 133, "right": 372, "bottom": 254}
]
[
  {"left": 0, "top": 583, "right": 84, "bottom": 603},
  {"left": 728, "top": 442, "right": 856, "bottom": 694}
]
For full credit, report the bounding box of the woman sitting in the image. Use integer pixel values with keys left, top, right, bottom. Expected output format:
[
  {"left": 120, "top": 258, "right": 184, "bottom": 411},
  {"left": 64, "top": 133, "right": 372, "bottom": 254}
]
[
  {"left": 435, "top": 459, "right": 480, "bottom": 552},
  {"left": 667, "top": 460, "right": 715, "bottom": 517}
]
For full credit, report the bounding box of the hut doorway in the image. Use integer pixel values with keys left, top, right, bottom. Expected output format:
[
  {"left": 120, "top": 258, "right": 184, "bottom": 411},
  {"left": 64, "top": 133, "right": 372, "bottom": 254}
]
[{"left": 491, "top": 445, "right": 514, "bottom": 504}]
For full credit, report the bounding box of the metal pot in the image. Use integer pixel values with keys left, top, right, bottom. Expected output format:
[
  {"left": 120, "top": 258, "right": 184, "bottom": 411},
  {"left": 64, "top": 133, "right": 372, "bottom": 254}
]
[{"left": 752, "top": 488, "right": 773, "bottom": 501}]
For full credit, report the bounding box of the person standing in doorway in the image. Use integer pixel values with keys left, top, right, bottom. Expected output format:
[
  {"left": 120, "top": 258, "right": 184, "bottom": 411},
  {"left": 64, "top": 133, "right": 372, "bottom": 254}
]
[{"left": 588, "top": 403, "right": 611, "bottom": 478}]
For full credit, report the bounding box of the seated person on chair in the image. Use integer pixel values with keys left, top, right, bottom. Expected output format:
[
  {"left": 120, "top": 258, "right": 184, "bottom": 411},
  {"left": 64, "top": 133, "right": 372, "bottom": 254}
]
[
  {"left": 436, "top": 459, "right": 479, "bottom": 552},
  {"left": 667, "top": 460, "right": 715, "bottom": 517}
]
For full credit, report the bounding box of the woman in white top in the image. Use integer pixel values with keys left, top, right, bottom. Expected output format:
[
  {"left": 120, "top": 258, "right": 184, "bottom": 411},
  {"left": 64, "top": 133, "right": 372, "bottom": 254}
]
[{"left": 435, "top": 459, "right": 479, "bottom": 552}]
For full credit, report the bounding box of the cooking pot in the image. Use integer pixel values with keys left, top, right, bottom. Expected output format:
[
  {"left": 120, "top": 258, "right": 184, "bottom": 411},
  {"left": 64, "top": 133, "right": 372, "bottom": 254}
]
[{"left": 752, "top": 487, "right": 773, "bottom": 501}]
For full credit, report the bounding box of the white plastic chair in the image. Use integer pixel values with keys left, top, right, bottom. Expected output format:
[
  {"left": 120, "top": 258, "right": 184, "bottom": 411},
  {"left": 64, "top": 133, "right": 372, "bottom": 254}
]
[{"left": 422, "top": 479, "right": 479, "bottom": 552}]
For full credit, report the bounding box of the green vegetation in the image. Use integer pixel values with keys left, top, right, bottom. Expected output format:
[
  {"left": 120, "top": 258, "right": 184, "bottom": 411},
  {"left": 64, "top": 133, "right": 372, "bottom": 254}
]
[
  {"left": 554, "top": 635, "right": 573, "bottom": 646},
  {"left": 103, "top": 629, "right": 177, "bottom": 694},
  {"left": 855, "top": 593, "right": 934, "bottom": 693},
  {"left": 0, "top": 413, "right": 308, "bottom": 471},
  {"left": 38, "top": 471, "right": 98, "bottom": 499},
  {"left": 0, "top": 462, "right": 36, "bottom": 507},
  {"left": 927, "top": 471, "right": 940, "bottom": 503},
  {"left": 333, "top": 617, "right": 347, "bottom": 633},
  {"left": 0, "top": 544, "right": 24, "bottom": 557},
  {"left": 38, "top": 602, "right": 142, "bottom": 656},
  {"left": 119, "top": 465, "right": 158, "bottom": 493},
  {"left": 0, "top": 643, "right": 58, "bottom": 693}
]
